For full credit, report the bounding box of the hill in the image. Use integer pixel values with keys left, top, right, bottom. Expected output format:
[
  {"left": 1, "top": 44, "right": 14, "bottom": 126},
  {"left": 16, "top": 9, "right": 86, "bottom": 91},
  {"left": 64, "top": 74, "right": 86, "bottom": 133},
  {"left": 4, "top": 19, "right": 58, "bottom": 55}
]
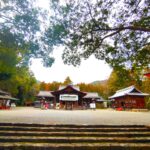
[{"left": 90, "top": 80, "right": 107, "bottom": 85}]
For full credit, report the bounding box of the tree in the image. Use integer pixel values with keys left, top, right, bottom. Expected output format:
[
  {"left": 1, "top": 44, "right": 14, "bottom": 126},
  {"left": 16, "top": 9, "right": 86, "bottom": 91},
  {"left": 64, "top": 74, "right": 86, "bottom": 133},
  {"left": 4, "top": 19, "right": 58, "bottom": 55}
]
[
  {"left": 39, "top": 82, "right": 47, "bottom": 90},
  {"left": 0, "top": 65, "right": 37, "bottom": 105},
  {"left": 63, "top": 76, "right": 72, "bottom": 85},
  {"left": 107, "top": 69, "right": 133, "bottom": 95},
  {"left": 0, "top": 46, "right": 19, "bottom": 80},
  {"left": 0, "top": 0, "right": 54, "bottom": 67},
  {"left": 49, "top": 81, "right": 61, "bottom": 91},
  {"left": 0, "top": 0, "right": 55, "bottom": 103},
  {"left": 48, "top": 0, "right": 150, "bottom": 68}
]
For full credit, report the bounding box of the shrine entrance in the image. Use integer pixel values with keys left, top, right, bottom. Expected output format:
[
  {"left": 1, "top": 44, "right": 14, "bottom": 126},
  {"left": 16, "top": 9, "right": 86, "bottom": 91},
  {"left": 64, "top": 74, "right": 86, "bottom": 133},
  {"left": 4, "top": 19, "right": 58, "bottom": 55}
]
[
  {"left": 45, "top": 85, "right": 101, "bottom": 110},
  {"left": 60, "top": 94, "right": 78, "bottom": 110},
  {"left": 65, "top": 101, "right": 73, "bottom": 110}
]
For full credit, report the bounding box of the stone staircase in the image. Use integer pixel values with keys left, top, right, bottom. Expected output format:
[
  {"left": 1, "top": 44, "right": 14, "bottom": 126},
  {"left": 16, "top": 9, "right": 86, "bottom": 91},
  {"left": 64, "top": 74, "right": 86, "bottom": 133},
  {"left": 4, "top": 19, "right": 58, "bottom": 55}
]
[{"left": 0, "top": 123, "right": 150, "bottom": 150}]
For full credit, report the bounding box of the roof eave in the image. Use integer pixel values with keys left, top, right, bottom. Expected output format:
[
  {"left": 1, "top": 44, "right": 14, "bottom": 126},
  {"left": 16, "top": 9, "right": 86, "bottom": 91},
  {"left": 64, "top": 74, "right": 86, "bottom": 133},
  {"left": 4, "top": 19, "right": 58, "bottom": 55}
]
[
  {"left": 127, "top": 93, "right": 149, "bottom": 96},
  {"left": 37, "top": 95, "right": 54, "bottom": 98},
  {"left": 84, "top": 97, "right": 100, "bottom": 99},
  {"left": 52, "top": 85, "right": 86, "bottom": 95}
]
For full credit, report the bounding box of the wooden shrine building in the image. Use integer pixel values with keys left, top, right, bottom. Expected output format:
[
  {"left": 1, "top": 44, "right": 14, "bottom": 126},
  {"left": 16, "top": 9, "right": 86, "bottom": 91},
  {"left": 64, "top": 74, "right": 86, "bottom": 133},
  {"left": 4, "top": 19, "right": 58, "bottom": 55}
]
[
  {"left": 37, "top": 85, "right": 101, "bottom": 110},
  {"left": 0, "top": 90, "right": 19, "bottom": 109},
  {"left": 109, "top": 86, "right": 149, "bottom": 109}
]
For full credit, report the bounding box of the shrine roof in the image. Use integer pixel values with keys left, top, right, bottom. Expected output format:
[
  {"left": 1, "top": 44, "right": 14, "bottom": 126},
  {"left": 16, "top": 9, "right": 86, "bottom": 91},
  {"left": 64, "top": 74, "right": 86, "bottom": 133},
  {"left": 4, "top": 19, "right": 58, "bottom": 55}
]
[
  {"left": 127, "top": 93, "right": 149, "bottom": 96},
  {"left": 0, "top": 95, "right": 19, "bottom": 100},
  {"left": 109, "top": 85, "right": 149, "bottom": 99},
  {"left": 83, "top": 92, "right": 100, "bottom": 99},
  {"left": 0, "top": 90, "right": 10, "bottom": 96},
  {"left": 37, "top": 91, "right": 54, "bottom": 97},
  {"left": 58, "top": 85, "right": 80, "bottom": 91},
  {"left": 52, "top": 85, "right": 86, "bottom": 95}
]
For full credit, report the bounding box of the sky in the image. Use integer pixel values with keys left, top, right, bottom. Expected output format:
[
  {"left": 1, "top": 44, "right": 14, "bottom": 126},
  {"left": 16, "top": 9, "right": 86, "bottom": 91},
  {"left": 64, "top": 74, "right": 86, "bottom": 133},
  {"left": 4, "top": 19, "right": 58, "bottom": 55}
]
[
  {"left": 30, "top": 47, "right": 112, "bottom": 84},
  {"left": 30, "top": 0, "right": 112, "bottom": 84}
]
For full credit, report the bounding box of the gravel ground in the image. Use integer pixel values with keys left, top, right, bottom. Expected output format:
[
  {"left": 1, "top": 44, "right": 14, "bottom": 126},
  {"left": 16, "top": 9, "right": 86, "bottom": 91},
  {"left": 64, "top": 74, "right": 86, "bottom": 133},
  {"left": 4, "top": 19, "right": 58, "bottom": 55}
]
[{"left": 0, "top": 107, "right": 150, "bottom": 125}]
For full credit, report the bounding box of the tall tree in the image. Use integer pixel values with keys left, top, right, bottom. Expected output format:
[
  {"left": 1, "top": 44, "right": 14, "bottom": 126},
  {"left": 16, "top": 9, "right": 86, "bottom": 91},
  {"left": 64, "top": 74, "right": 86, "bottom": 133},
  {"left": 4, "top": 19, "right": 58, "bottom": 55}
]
[
  {"left": 0, "top": 0, "right": 54, "bottom": 67},
  {"left": 0, "top": 46, "right": 18, "bottom": 80},
  {"left": 0, "top": 0, "right": 55, "bottom": 102},
  {"left": 48, "top": 0, "right": 150, "bottom": 68},
  {"left": 107, "top": 69, "right": 133, "bottom": 95},
  {"left": 49, "top": 81, "right": 61, "bottom": 91},
  {"left": 63, "top": 76, "right": 72, "bottom": 85},
  {"left": 0, "top": 66, "right": 37, "bottom": 104}
]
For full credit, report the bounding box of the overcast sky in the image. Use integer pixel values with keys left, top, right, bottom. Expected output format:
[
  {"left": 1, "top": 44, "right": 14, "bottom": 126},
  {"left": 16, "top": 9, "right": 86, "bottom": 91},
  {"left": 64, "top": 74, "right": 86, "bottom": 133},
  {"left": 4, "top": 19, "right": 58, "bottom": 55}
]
[{"left": 30, "top": 47, "right": 112, "bottom": 84}]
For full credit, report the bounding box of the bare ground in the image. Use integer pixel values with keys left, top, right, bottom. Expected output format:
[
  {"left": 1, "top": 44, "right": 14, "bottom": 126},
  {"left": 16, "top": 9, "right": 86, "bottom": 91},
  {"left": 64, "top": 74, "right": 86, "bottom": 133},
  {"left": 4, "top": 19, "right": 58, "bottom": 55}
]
[{"left": 0, "top": 107, "right": 150, "bottom": 125}]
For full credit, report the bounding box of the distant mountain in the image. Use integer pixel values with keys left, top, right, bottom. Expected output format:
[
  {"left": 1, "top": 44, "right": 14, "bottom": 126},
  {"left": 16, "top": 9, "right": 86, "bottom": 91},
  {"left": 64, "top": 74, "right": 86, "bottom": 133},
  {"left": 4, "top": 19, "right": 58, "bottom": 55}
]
[{"left": 90, "top": 80, "right": 107, "bottom": 85}]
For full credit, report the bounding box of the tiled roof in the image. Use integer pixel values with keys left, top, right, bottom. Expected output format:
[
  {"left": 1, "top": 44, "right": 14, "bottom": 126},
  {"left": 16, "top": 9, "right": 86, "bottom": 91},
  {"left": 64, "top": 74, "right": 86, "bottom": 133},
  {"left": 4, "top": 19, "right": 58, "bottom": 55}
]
[
  {"left": 37, "top": 91, "right": 54, "bottom": 97},
  {"left": 0, "top": 95, "right": 19, "bottom": 100},
  {"left": 109, "top": 85, "right": 149, "bottom": 99},
  {"left": 0, "top": 90, "right": 10, "bottom": 95},
  {"left": 83, "top": 92, "right": 100, "bottom": 98},
  {"left": 58, "top": 85, "right": 80, "bottom": 91},
  {"left": 127, "top": 93, "right": 149, "bottom": 96}
]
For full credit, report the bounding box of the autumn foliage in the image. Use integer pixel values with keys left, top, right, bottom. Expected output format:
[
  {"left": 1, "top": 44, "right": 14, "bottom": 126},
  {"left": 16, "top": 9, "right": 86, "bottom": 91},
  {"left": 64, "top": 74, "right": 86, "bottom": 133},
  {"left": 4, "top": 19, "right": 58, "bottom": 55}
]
[{"left": 39, "top": 70, "right": 150, "bottom": 101}]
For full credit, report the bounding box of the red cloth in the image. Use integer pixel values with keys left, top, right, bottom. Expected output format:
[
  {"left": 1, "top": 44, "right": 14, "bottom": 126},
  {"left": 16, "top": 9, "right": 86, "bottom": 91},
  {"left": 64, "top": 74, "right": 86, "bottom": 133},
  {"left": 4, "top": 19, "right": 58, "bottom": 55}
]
[
  {"left": 0, "top": 106, "right": 10, "bottom": 109},
  {"left": 116, "top": 107, "right": 123, "bottom": 111}
]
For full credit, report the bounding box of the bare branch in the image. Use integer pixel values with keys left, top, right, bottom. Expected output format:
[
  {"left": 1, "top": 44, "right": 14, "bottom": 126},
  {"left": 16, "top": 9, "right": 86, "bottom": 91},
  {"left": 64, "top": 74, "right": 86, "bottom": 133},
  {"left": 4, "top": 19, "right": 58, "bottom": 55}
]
[
  {"left": 93, "top": 26, "right": 150, "bottom": 32},
  {"left": 101, "top": 29, "right": 123, "bottom": 42},
  {"left": 86, "top": 1, "right": 101, "bottom": 31}
]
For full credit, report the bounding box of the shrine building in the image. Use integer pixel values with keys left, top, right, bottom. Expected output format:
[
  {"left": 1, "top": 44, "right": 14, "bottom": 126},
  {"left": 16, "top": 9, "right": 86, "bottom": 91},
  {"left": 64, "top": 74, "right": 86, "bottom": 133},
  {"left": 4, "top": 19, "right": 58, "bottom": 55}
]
[
  {"left": 109, "top": 85, "right": 149, "bottom": 109},
  {"left": 0, "top": 90, "right": 18, "bottom": 109},
  {"left": 37, "top": 85, "right": 102, "bottom": 110}
]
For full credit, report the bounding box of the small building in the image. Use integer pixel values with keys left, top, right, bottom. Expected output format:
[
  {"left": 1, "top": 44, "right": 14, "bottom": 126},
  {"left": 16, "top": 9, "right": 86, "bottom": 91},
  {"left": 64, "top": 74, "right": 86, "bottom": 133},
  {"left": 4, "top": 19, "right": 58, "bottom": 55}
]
[
  {"left": 37, "top": 91, "right": 55, "bottom": 109},
  {"left": 83, "top": 92, "right": 104, "bottom": 109},
  {"left": 109, "top": 86, "right": 149, "bottom": 109},
  {"left": 37, "top": 85, "right": 102, "bottom": 110},
  {"left": 0, "top": 90, "right": 18, "bottom": 109}
]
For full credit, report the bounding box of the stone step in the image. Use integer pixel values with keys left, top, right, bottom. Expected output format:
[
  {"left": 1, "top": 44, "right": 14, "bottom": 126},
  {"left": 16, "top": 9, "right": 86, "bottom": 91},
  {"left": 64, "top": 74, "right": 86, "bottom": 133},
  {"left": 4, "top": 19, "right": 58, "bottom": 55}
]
[
  {"left": 0, "top": 126, "right": 149, "bottom": 132},
  {"left": 0, "top": 131, "right": 150, "bottom": 137},
  {"left": 0, "top": 142, "right": 150, "bottom": 150},
  {"left": 0, "top": 123, "right": 146, "bottom": 128},
  {"left": 0, "top": 136, "right": 150, "bottom": 143},
  {"left": 1, "top": 123, "right": 150, "bottom": 149}
]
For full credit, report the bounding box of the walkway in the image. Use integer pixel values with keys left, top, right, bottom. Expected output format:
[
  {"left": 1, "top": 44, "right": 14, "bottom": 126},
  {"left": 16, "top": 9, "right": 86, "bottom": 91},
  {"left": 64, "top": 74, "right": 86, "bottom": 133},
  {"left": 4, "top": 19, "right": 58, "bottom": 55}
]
[{"left": 0, "top": 107, "right": 150, "bottom": 125}]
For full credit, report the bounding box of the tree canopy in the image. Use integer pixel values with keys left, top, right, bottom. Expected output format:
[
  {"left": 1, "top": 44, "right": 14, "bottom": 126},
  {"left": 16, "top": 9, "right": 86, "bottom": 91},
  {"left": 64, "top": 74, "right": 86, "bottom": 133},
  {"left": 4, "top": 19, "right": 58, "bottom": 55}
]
[
  {"left": 48, "top": 0, "right": 150, "bottom": 69},
  {"left": 0, "top": 0, "right": 54, "bottom": 67},
  {"left": 1, "top": 0, "right": 149, "bottom": 69},
  {"left": 0, "top": 0, "right": 45, "bottom": 103}
]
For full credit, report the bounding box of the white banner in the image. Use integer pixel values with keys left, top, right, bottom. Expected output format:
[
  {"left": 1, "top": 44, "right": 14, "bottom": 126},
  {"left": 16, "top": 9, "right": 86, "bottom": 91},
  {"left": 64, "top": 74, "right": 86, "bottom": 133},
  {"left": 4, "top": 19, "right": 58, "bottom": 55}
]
[{"left": 59, "top": 94, "right": 78, "bottom": 101}]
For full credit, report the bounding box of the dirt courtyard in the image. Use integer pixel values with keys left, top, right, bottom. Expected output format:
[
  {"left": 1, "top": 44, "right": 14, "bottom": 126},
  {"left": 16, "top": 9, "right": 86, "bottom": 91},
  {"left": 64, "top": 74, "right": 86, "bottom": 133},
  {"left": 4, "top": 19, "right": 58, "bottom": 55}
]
[{"left": 0, "top": 107, "right": 150, "bottom": 125}]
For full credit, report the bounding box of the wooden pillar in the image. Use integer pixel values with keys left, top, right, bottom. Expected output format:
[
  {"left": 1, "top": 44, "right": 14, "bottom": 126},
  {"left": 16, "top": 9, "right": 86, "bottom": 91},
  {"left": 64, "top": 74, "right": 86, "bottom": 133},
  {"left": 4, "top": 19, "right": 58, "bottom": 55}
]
[
  {"left": 53, "top": 97, "right": 56, "bottom": 109},
  {"left": 142, "top": 97, "right": 146, "bottom": 108},
  {"left": 81, "top": 97, "right": 83, "bottom": 108},
  {"left": 59, "top": 100, "right": 63, "bottom": 109},
  {"left": 75, "top": 101, "right": 78, "bottom": 108}
]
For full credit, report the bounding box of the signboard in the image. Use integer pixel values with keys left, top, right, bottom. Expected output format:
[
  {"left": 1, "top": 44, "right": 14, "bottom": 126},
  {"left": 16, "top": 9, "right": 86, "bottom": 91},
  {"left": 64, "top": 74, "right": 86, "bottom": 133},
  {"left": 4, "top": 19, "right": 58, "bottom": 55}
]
[{"left": 59, "top": 94, "right": 78, "bottom": 101}]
